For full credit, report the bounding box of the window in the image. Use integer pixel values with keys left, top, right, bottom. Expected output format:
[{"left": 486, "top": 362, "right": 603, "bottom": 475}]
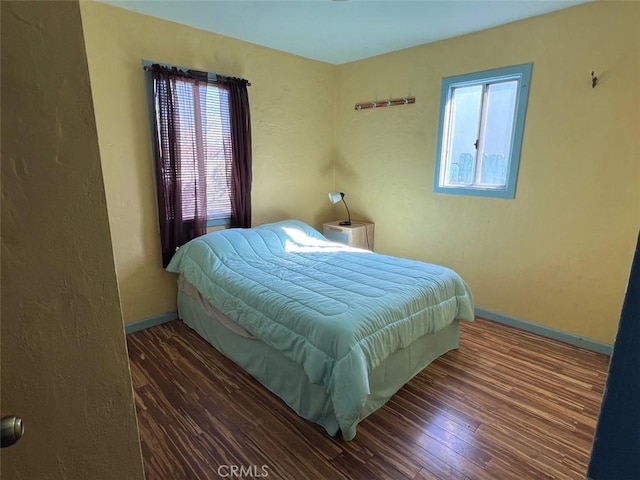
[
  {"left": 433, "top": 64, "right": 533, "bottom": 199},
  {"left": 150, "top": 67, "right": 232, "bottom": 226},
  {"left": 146, "top": 61, "right": 252, "bottom": 267}
]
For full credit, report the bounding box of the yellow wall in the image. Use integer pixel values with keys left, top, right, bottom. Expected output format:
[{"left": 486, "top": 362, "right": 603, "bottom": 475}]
[
  {"left": 1, "top": 1, "right": 144, "bottom": 478},
  {"left": 81, "top": 1, "right": 637, "bottom": 343},
  {"left": 335, "top": 1, "right": 639, "bottom": 344},
  {"left": 80, "top": 2, "right": 336, "bottom": 324}
]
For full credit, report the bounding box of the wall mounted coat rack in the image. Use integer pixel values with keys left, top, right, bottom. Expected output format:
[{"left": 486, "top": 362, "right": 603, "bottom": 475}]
[{"left": 355, "top": 96, "right": 415, "bottom": 111}]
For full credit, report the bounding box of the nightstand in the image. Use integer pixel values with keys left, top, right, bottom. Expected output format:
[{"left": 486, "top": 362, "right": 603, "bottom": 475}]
[{"left": 323, "top": 221, "right": 375, "bottom": 251}]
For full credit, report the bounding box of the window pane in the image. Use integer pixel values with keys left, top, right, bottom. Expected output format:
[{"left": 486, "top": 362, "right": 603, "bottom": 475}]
[
  {"left": 174, "top": 80, "right": 198, "bottom": 220},
  {"left": 479, "top": 80, "right": 517, "bottom": 187},
  {"left": 161, "top": 79, "right": 232, "bottom": 222},
  {"left": 200, "top": 85, "right": 231, "bottom": 219},
  {"left": 444, "top": 85, "right": 482, "bottom": 186}
]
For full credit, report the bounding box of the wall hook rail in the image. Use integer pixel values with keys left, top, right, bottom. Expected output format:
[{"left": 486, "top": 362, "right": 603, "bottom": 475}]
[{"left": 355, "top": 96, "right": 415, "bottom": 111}]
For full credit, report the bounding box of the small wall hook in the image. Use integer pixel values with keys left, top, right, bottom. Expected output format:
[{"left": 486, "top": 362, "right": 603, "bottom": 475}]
[{"left": 591, "top": 71, "right": 598, "bottom": 88}]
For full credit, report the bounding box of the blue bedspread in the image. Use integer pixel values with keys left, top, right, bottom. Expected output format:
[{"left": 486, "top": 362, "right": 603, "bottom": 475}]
[{"left": 167, "top": 220, "right": 474, "bottom": 439}]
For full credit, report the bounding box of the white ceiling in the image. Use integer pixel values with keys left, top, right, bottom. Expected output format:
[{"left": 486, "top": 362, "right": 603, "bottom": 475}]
[{"left": 104, "top": 0, "right": 591, "bottom": 65}]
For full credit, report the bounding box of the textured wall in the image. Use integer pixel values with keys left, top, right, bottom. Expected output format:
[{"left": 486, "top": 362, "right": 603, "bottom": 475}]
[
  {"left": 0, "top": 2, "right": 144, "bottom": 479},
  {"left": 80, "top": 2, "right": 336, "bottom": 325},
  {"left": 335, "top": 1, "right": 639, "bottom": 344},
  {"left": 79, "top": 1, "right": 638, "bottom": 342}
]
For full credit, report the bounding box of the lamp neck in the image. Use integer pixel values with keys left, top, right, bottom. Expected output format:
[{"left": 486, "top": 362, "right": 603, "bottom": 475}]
[{"left": 339, "top": 198, "right": 351, "bottom": 226}]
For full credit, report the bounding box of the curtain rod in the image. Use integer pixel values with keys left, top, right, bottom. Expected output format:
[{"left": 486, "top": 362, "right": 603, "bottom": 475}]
[
  {"left": 355, "top": 96, "right": 415, "bottom": 111},
  {"left": 142, "top": 65, "right": 251, "bottom": 86}
]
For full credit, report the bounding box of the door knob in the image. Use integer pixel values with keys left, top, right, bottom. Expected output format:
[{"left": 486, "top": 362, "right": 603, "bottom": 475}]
[{"left": 1, "top": 415, "right": 24, "bottom": 448}]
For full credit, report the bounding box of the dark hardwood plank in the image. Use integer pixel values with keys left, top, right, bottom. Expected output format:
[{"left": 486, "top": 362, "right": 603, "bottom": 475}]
[{"left": 127, "top": 318, "right": 609, "bottom": 479}]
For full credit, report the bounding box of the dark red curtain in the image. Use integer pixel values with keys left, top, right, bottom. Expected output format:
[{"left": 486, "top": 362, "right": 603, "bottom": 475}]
[
  {"left": 151, "top": 65, "right": 208, "bottom": 267},
  {"left": 218, "top": 76, "right": 252, "bottom": 228}
]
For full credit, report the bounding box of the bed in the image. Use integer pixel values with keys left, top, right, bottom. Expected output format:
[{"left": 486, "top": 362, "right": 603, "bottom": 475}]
[{"left": 166, "top": 220, "right": 474, "bottom": 440}]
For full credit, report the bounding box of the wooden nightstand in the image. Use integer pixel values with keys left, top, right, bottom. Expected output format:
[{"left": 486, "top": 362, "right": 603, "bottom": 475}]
[{"left": 322, "top": 221, "right": 375, "bottom": 251}]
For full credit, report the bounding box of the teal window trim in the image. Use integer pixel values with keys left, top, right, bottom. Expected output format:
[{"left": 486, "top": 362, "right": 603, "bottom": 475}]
[
  {"left": 206, "top": 217, "right": 229, "bottom": 228},
  {"left": 143, "top": 60, "right": 231, "bottom": 227},
  {"left": 433, "top": 63, "right": 533, "bottom": 199}
]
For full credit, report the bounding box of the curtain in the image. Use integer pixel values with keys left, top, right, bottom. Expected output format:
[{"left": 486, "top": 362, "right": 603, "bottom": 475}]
[
  {"left": 218, "top": 76, "right": 252, "bottom": 228},
  {"left": 151, "top": 65, "right": 208, "bottom": 267},
  {"left": 150, "top": 65, "right": 252, "bottom": 266}
]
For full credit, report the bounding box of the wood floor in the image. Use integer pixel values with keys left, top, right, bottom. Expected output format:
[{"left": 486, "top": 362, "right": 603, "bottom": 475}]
[{"left": 127, "top": 318, "right": 609, "bottom": 480}]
